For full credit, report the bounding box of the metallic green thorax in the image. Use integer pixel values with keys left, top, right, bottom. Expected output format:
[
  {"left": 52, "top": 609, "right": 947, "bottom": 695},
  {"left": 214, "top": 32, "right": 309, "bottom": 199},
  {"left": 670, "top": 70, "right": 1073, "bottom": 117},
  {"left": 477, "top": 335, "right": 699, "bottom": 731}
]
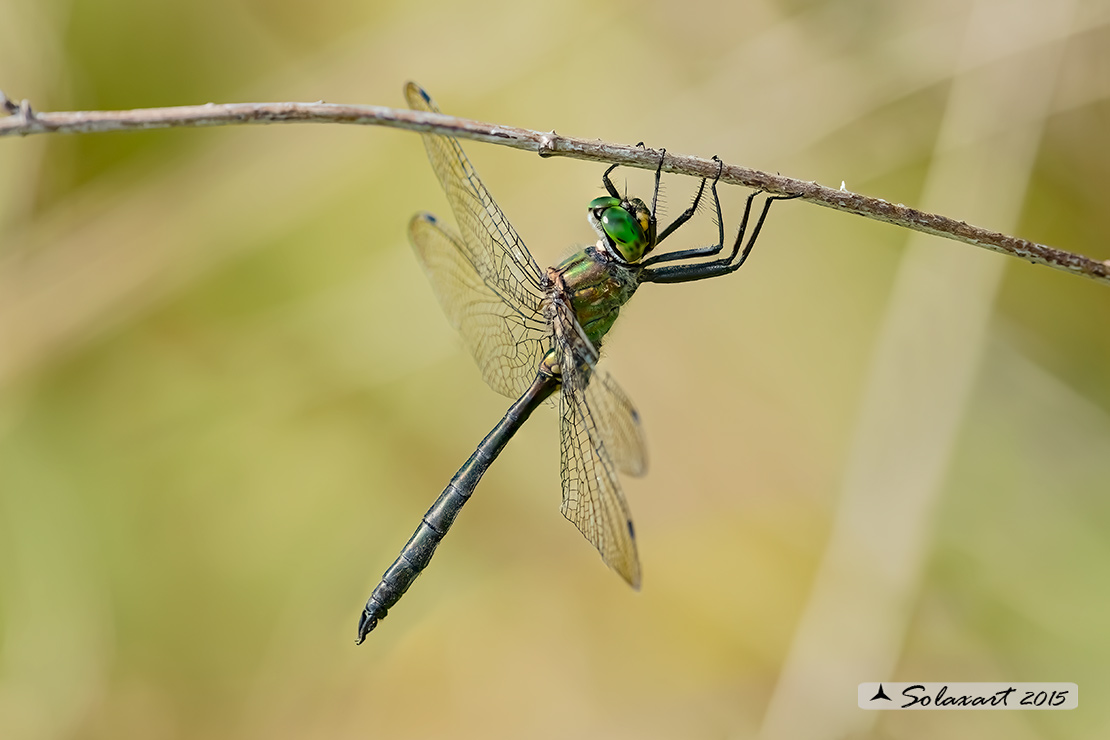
[{"left": 550, "top": 246, "right": 640, "bottom": 351}]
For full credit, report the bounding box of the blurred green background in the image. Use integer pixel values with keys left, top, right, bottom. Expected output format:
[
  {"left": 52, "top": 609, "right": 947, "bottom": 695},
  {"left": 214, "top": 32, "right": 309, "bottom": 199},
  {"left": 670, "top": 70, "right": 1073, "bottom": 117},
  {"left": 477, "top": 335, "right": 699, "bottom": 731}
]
[{"left": 1, "top": 0, "right": 1108, "bottom": 738}]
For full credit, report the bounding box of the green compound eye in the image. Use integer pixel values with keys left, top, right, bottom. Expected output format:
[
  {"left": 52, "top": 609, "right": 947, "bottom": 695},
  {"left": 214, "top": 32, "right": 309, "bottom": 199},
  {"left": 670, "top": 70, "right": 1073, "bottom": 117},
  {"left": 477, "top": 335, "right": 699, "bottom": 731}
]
[
  {"left": 600, "top": 206, "right": 648, "bottom": 262},
  {"left": 589, "top": 196, "right": 621, "bottom": 209}
]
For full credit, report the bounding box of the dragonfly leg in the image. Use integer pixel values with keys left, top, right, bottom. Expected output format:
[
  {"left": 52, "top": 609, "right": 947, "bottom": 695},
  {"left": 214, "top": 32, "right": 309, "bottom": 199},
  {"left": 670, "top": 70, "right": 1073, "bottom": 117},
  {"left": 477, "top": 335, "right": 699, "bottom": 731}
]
[
  {"left": 655, "top": 158, "right": 715, "bottom": 247},
  {"left": 646, "top": 156, "right": 725, "bottom": 262},
  {"left": 603, "top": 145, "right": 669, "bottom": 209},
  {"left": 648, "top": 147, "right": 666, "bottom": 223},
  {"left": 638, "top": 189, "right": 800, "bottom": 284},
  {"left": 601, "top": 141, "right": 660, "bottom": 199},
  {"left": 602, "top": 163, "right": 621, "bottom": 198}
]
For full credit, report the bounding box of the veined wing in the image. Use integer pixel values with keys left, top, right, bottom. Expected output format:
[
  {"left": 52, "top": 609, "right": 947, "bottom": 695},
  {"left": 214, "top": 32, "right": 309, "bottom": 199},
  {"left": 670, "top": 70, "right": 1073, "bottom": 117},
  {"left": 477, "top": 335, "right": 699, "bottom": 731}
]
[
  {"left": 405, "top": 83, "right": 546, "bottom": 326},
  {"left": 555, "top": 304, "right": 647, "bottom": 588},
  {"left": 410, "top": 213, "right": 550, "bottom": 398},
  {"left": 583, "top": 367, "right": 648, "bottom": 478}
]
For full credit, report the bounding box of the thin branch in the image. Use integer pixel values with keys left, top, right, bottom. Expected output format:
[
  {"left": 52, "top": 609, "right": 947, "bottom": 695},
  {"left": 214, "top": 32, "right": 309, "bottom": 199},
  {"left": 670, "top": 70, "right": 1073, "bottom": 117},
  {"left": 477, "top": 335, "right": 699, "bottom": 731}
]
[{"left": 2, "top": 91, "right": 1107, "bottom": 287}]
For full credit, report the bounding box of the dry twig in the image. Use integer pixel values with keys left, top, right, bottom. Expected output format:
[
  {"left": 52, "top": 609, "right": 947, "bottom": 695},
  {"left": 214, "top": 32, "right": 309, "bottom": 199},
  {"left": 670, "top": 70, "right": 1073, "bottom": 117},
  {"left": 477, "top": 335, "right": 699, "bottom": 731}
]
[{"left": 2, "top": 90, "right": 1106, "bottom": 286}]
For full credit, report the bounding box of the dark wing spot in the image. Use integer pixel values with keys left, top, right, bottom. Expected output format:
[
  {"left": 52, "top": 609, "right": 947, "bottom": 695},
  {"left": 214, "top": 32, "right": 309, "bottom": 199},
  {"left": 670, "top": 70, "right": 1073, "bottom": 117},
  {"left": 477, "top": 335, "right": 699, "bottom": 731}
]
[{"left": 627, "top": 520, "right": 636, "bottom": 540}]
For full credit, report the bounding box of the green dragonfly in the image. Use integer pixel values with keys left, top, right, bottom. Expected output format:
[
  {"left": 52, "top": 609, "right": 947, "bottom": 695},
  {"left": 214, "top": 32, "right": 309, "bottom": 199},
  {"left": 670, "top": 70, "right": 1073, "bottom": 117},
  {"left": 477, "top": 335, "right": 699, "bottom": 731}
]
[{"left": 356, "top": 83, "right": 794, "bottom": 643}]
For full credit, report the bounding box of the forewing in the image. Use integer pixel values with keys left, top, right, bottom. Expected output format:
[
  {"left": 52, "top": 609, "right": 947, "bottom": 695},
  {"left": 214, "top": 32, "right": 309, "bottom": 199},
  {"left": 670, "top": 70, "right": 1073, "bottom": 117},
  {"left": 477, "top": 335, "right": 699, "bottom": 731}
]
[
  {"left": 405, "top": 83, "right": 546, "bottom": 317},
  {"left": 558, "top": 348, "right": 642, "bottom": 589},
  {"left": 409, "top": 213, "right": 549, "bottom": 398}
]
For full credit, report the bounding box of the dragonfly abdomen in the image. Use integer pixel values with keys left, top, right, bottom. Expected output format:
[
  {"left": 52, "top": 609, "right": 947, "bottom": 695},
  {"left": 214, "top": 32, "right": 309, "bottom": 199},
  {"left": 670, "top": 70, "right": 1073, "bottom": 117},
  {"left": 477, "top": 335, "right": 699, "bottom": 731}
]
[
  {"left": 357, "top": 370, "right": 558, "bottom": 643},
  {"left": 354, "top": 484, "right": 469, "bottom": 634}
]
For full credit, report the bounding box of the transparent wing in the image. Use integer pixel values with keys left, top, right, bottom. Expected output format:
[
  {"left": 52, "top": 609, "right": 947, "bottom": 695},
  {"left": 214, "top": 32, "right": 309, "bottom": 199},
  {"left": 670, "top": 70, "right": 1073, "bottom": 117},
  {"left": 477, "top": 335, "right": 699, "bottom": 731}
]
[
  {"left": 556, "top": 309, "right": 646, "bottom": 588},
  {"left": 409, "top": 213, "right": 550, "bottom": 398},
  {"left": 405, "top": 82, "right": 547, "bottom": 324},
  {"left": 584, "top": 368, "right": 648, "bottom": 477}
]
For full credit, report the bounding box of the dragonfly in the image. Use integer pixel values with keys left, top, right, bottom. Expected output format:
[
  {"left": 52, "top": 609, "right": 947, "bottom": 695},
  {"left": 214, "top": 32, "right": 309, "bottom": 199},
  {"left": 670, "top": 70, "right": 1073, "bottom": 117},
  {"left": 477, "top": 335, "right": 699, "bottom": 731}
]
[{"left": 356, "top": 82, "right": 795, "bottom": 643}]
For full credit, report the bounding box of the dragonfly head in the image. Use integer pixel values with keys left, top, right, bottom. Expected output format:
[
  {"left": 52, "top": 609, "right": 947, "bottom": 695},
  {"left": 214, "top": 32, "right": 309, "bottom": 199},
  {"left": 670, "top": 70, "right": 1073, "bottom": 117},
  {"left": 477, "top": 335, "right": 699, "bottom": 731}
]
[{"left": 588, "top": 195, "right": 656, "bottom": 264}]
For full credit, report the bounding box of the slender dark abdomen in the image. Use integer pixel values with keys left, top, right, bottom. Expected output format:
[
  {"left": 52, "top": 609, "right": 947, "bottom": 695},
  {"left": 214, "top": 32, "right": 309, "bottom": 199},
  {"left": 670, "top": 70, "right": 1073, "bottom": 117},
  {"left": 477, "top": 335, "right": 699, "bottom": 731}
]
[{"left": 356, "top": 370, "right": 558, "bottom": 643}]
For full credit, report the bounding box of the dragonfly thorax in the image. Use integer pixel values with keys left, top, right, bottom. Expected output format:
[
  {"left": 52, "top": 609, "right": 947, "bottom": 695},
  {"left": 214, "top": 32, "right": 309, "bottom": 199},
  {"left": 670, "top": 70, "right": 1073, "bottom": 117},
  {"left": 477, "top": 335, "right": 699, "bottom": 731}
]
[{"left": 548, "top": 246, "right": 640, "bottom": 354}]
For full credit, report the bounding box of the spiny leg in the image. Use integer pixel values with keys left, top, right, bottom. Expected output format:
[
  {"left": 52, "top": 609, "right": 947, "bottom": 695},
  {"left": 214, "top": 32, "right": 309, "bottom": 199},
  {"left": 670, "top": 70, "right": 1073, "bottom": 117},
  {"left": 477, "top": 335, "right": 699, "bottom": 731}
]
[
  {"left": 640, "top": 193, "right": 799, "bottom": 283},
  {"left": 639, "top": 180, "right": 800, "bottom": 284},
  {"left": 602, "top": 163, "right": 621, "bottom": 199},
  {"left": 645, "top": 156, "right": 727, "bottom": 265},
  {"left": 727, "top": 193, "right": 800, "bottom": 272},
  {"left": 649, "top": 146, "right": 665, "bottom": 224},
  {"left": 655, "top": 153, "right": 714, "bottom": 247}
]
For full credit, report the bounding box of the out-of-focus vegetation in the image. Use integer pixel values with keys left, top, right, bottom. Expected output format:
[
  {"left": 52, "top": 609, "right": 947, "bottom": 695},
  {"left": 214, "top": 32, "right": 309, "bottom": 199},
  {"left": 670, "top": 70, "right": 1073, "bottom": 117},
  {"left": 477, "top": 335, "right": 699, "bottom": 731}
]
[{"left": 1, "top": 0, "right": 1107, "bottom": 738}]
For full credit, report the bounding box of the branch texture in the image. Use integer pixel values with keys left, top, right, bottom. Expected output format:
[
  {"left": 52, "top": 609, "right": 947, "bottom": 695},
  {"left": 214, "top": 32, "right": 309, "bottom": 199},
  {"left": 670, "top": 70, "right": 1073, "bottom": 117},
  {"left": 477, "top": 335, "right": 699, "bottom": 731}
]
[{"left": 2, "top": 91, "right": 1106, "bottom": 286}]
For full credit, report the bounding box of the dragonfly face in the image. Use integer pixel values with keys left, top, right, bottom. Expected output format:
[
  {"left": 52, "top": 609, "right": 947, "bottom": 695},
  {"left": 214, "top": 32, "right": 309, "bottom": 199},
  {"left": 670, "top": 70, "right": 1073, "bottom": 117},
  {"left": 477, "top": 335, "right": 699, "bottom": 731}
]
[{"left": 588, "top": 195, "right": 656, "bottom": 263}]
